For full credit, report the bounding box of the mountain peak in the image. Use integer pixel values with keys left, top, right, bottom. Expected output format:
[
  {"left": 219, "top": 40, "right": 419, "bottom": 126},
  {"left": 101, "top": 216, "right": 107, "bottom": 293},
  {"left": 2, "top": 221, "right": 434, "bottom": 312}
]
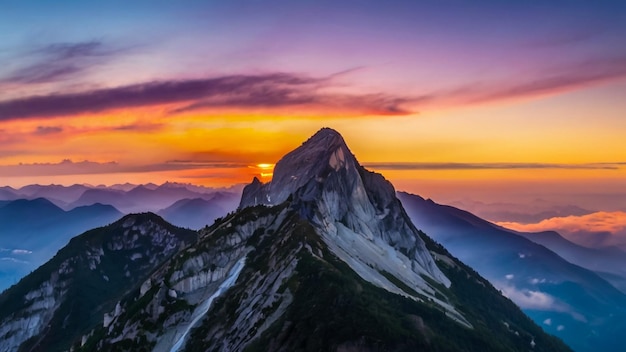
[
  {"left": 304, "top": 127, "right": 346, "bottom": 147},
  {"left": 115, "top": 211, "right": 168, "bottom": 226},
  {"left": 240, "top": 128, "right": 356, "bottom": 208},
  {"left": 239, "top": 127, "right": 452, "bottom": 299}
]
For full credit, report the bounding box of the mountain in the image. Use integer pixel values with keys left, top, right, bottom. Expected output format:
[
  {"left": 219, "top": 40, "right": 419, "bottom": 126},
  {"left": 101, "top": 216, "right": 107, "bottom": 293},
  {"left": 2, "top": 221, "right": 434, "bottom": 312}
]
[
  {"left": 448, "top": 199, "right": 593, "bottom": 224},
  {"left": 158, "top": 198, "right": 228, "bottom": 230},
  {"left": 0, "top": 198, "right": 123, "bottom": 291},
  {"left": 70, "top": 188, "right": 136, "bottom": 211},
  {"left": 0, "top": 184, "right": 240, "bottom": 288},
  {"left": 0, "top": 198, "right": 66, "bottom": 226},
  {"left": 17, "top": 184, "right": 91, "bottom": 204},
  {"left": 0, "top": 128, "right": 569, "bottom": 352},
  {"left": 0, "top": 186, "right": 19, "bottom": 200},
  {"left": 69, "top": 184, "right": 241, "bottom": 214},
  {"left": 518, "top": 230, "right": 626, "bottom": 293},
  {"left": 398, "top": 192, "right": 626, "bottom": 352},
  {"left": 0, "top": 183, "right": 243, "bottom": 215},
  {"left": 239, "top": 128, "right": 450, "bottom": 293},
  {"left": 107, "top": 182, "right": 143, "bottom": 191},
  {"left": 0, "top": 213, "right": 197, "bottom": 352}
]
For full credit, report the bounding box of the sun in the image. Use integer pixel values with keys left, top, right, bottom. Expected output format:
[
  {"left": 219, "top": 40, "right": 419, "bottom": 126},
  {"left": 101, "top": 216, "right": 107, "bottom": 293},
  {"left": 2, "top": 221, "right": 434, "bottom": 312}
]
[
  {"left": 256, "top": 163, "right": 274, "bottom": 170},
  {"left": 254, "top": 163, "right": 274, "bottom": 179}
]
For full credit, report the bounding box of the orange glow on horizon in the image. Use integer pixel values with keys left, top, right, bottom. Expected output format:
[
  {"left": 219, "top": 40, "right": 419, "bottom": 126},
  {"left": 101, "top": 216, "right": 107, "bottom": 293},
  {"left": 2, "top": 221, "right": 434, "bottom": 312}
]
[
  {"left": 1, "top": 85, "right": 625, "bottom": 193},
  {"left": 256, "top": 163, "right": 275, "bottom": 169}
]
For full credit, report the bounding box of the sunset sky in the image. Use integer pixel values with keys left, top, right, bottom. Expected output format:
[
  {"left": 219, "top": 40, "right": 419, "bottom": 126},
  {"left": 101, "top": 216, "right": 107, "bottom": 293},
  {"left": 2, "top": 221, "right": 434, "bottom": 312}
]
[{"left": 1, "top": 0, "right": 626, "bottom": 212}]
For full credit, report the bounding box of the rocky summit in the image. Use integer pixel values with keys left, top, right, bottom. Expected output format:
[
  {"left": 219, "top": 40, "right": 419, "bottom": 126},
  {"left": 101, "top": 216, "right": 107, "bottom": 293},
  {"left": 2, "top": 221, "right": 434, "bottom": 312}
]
[{"left": 0, "top": 128, "right": 571, "bottom": 352}]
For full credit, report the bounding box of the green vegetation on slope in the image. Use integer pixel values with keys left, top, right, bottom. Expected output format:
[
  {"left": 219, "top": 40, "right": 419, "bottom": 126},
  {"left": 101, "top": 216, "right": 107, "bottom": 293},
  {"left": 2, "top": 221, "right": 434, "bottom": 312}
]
[{"left": 188, "top": 212, "right": 571, "bottom": 351}]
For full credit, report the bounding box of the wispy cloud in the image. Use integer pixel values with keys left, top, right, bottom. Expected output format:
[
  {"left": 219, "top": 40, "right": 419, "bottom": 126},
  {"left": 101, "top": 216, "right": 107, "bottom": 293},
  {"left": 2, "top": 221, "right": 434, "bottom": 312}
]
[
  {"left": 363, "top": 162, "right": 625, "bottom": 171},
  {"left": 1, "top": 52, "right": 623, "bottom": 120},
  {"left": 0, "top": 40, "right": 126, "bottom": 85},
  {"left": 497, "top": 211, "right": 626, "bottom": 250},
  {"left": 0, "top": 257, "right": 29, "bottom": 264},
  {"left": 34, "top": 126, "right": 63, "bottom": 135},
  {"left": 171, "top": 91, "right": 412, "bottom": 116},
  {"left": 0, "top": 72, "right": 414, "bottom": 120},
  {"left": 453, "top": 56, "right": 626, "bottom": 105},
  {"left": 0, "top": 158, "right": 250, "bottom": 177},
  {"left": 500, "top": 284, "right": 560, "bottom": 311},
  {"left": 0, "top": 159, "right": 120, "bottom": 176},
  {"left": 497, "top": 283, "right": 586, "bottom": 322},
  {"left": 110, "top": 123, "right": 163, "bottom": 132}
]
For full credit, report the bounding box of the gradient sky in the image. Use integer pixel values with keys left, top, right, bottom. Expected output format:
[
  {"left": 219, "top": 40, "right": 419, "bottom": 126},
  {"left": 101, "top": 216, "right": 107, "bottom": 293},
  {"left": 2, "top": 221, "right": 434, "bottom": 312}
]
[{"left": 1, "top": 0, "right": 626, "bottom": 210}]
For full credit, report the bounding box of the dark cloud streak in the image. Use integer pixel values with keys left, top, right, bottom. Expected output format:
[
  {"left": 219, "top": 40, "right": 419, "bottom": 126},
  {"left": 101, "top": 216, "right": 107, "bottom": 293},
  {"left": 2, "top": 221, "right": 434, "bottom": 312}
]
[
  {"left": 171, "top": 91, "right": 413, "bottom": 116},
  {"left": 0, "top": 159, "right": 249, "bottom": 177},
  {"left": 459, "top": 56, "right": 626, "bottom": 104},
  {"left": 363, "top": 162, "right": 624, "bottom": 171},
  {"left": 2, "top": 159, "right": 623, "bottom": 178},
  {"left": 0, "top": 73, "right": 414, "bottom": 120},
  {"left": 2, "top": 55, "right": 624, "bottom": 121},
  {"left": 1, "top": 40, "right": 128, "bottom": 85},
  {"left": 37, "top": 41, "right": 106, "bottom": 60},
  {"left": 34, "top": 126, "right": 63, "bottom": 135}
]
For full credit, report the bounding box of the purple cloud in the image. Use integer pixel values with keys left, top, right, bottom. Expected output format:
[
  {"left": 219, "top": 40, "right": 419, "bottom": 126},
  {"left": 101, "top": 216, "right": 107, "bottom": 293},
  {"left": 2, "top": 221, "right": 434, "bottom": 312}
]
[
  {"left": 110, "top": 123, "right": 163, "bottom": 132},
  {"left": 2, "top": 54, "right": 623, "bottom": 121},
  {"left": 363, "top": 162, "right": 623, "bottom": 171},
  {"left": 34, "top": 126, "right": 63, "bottom": 135},
  {"left": 39, "top": 41, "right": 106, "bottom": 60},
  {"left": 0, "top": 73, "right": 414, "bottom": 120},
  {"left": 1, "top": 40, "right": 124, "bottom": 85},
  {"left": 0, "top": 159, "right": 249, "bottom": 177},
  {"left": 0, "top": 159, "right": 120, "bottom": 176},
  {"left": 454, "top": 56, "right": 626, "bottom": 104}
]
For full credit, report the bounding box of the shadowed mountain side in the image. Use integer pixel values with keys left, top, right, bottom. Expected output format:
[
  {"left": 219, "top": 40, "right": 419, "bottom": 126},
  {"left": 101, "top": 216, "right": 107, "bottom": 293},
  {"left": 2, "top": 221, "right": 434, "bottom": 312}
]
[
  {"left": 158, "top": 198, "right": 229, "bottom": 230},
  {"left": 0, "top": 198, "right": 123, "bottom": 291},
  {"left": 70, "top": 185, "right": 240, "bottom": 214},
  {"left": 516, "top": 230, "right": 626, "bottom": 293},
  {"left": 398, "top": 191, "right": 626, "bottom": 352},
  {"left": 0, "top": 213, "right": 197, "bottom": 352}
]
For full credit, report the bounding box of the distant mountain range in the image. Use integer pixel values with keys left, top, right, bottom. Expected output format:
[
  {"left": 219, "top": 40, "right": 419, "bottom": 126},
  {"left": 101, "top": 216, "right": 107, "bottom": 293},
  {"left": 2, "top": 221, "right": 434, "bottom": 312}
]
[
  {"left": 0, "top": 213, "right": 197, "bottom": 352},
  {"left": 0, "top": 182, "right": 242, "bottom": 213},
  {"left": 0, "top": 198, "right": 123, "bottom": 291},
  {"left": 517, "top": 230, "right": 626, "bottom": 293},
  {"left": 398, "top": 192, "right": 626, "bottom": 352},
  {"left": 0, "top": 183, "right": 242, "bottom": 291},
  {"left": 157, "top": 197, "right": 230, "bottom": 230},
  {"left": 447, "top": 199, "right": 594, "bottom": 224}
]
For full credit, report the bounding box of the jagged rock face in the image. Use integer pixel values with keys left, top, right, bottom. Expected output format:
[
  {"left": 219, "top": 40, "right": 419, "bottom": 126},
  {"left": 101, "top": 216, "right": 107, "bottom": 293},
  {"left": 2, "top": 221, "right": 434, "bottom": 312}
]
[
  {"left": 77, "top": 205, "right": 293, "bottom": 352},
  {"left": 78, "top": 203, "right": 570, "bottom": 352},
  {"left": 240, "top": 128, "right": 450, "bottom": 291},
  {"left": 240, "top": 128, "right": 358, "bottom": 208},
  {"left": 238, "top": 176, "right": 265, "bottom": 209},
  {"left": 0, "top": 213, "right": 196, "bottom": 352}
]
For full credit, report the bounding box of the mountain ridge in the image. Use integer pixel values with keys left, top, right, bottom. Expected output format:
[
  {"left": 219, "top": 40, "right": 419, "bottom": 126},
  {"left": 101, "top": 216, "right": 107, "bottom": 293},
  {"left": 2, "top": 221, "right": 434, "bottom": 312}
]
[
  {"left": 241, "top": 128, "right": 451, "bottom": 299},
  {"left": 0, "top": 212, "right": 197, "bottom": 352},
  {"left": 398, "top": 191, "right": 626, "bottom": 351}
]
